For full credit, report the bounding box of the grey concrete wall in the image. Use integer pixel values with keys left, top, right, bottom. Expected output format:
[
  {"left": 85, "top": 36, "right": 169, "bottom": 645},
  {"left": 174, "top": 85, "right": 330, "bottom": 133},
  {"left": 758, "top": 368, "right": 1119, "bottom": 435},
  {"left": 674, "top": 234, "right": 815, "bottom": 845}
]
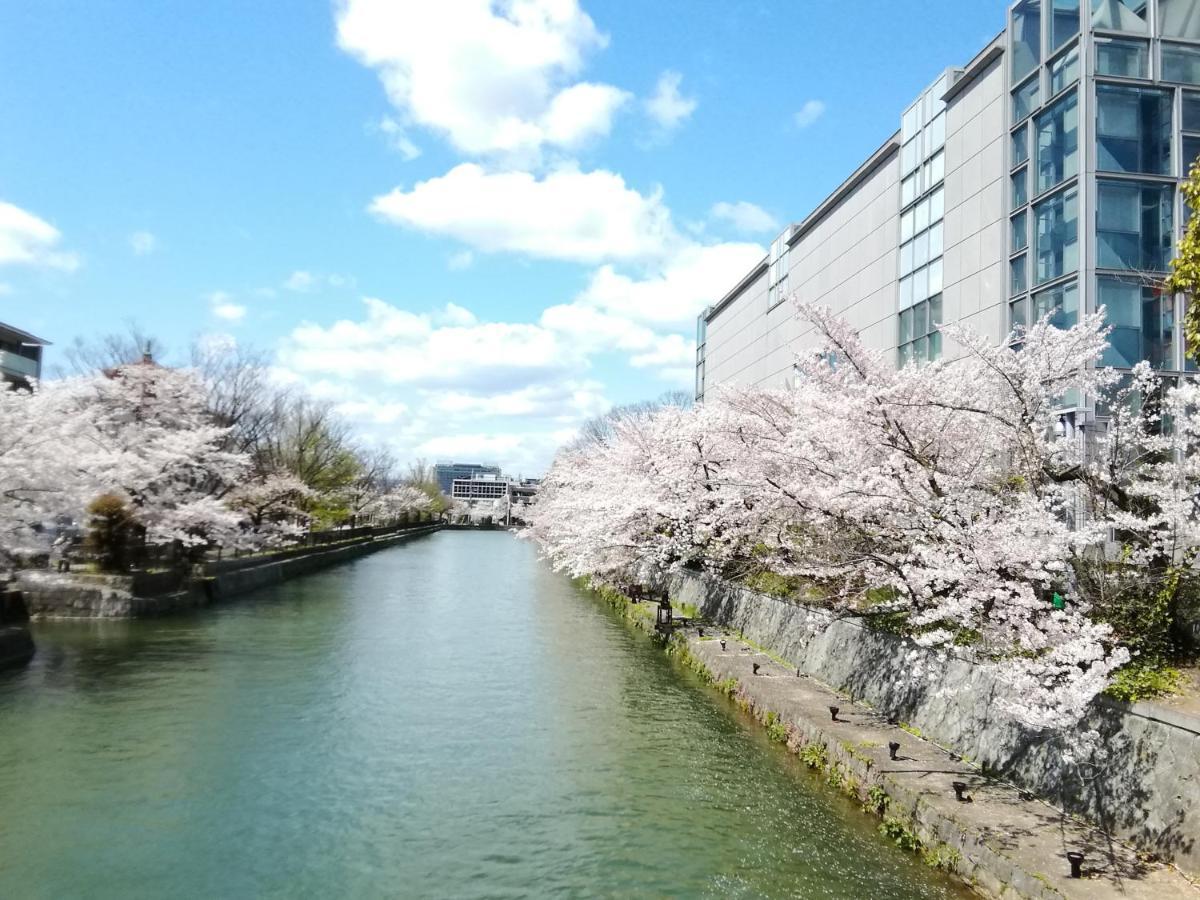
[
  {"left": 941, "top": 52, "right": 1007, "bottom": 354},
  {"left": 666, "top": 569, "right": 1200, "bottom": 875}
]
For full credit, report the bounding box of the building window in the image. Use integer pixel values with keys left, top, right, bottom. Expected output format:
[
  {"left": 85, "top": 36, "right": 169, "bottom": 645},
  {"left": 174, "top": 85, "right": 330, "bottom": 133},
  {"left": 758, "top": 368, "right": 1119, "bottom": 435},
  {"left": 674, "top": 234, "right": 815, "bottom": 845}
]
[
  {"left": 1052, "top": 0, "right": 1080, "bottom": 49},
  {"left": 1050, "top": 44, "right": 1080, "bottom": 95},
  {"left": 1032, "top": 279, "right": 1079, "bottom": 329},
  {"left": 1013, "top": 76, "right": 1040, "bottom": 124},
  {"left": 1034, "top": 186, "right": 1079, "bottom": 284},
  {"left": 1012, "top": 126, "right": 1029, "bottom": 167},
  {"left": 901, "top": 135, "right": 921, "bottom": 174},
  {"left": 1090, "top": 0, "right": 1147, "bottom": 32},
  {"left": 1013, "top": 166, "right": 1029, "bottom": 206},
  {"left": 767, "top": 232, "right": 790, "bottom": 308},
  {"left": 1010, "top": 296, "right": 1028, "bottom": 333},
  {"left": 1096, "top": 84, "right": 1172, "bottom": 175},
  {"left": 1097, "top": 180, "right": 1174, "bottom": 271},
  {"left": 928, "top": 113, "right": 946, "bottom": 153},
  {"left": 1011, "top": 210, "right": 1029, "bottom": 250},
  {"left": 1097, "top": 276, "right": 1175, "bottom": 368},
  {"left": 898, "top": 294, "right": 943, "bottom": 366},
  {"left": 1011, "top": 253, "right": 1029, "bottom": 295},
  {"left": 1013, "top": 0, "right": 1042, "bottom": 84},
  {"left": 1160, "top": 0, "right": 1200, "bottom": 40},
  {"left": 1162, "top": 42, "right": 1200, "bottom": 84},
  {"left": 1095, "top": 37, "right": 1149, "bottom": 76},
  {"left": 1035, "top": 90, "right": 1079, "bottom": 193}
]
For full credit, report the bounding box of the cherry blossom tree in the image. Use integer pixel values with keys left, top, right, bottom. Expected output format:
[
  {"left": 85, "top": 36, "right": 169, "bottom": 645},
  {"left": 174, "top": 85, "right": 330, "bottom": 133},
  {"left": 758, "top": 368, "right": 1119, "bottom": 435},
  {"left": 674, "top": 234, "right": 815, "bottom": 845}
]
[{"left": 528, "top": 300, "right": 1200, "bottom": 734}]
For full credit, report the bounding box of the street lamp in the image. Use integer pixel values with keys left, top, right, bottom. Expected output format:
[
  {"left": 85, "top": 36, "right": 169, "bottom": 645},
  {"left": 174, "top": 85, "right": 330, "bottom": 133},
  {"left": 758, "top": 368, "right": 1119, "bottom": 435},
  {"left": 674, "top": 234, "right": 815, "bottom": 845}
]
[{"left": 655, "top": 597, "right": 673, "bottom": 631}]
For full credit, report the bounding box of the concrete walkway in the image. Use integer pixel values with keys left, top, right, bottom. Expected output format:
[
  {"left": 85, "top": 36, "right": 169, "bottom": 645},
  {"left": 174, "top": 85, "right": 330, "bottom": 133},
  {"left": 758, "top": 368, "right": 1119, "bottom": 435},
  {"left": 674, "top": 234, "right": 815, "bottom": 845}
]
[{"left": 680, "top": 628, "right": 1200, "bottom": 900}]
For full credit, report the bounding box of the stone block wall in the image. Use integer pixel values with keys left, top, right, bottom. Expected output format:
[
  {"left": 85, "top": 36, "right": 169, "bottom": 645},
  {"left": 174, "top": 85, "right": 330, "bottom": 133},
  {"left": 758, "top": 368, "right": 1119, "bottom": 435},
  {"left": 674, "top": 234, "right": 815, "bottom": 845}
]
[{"left": 666, "top": 570, "right": 1200, "bottom": 875}]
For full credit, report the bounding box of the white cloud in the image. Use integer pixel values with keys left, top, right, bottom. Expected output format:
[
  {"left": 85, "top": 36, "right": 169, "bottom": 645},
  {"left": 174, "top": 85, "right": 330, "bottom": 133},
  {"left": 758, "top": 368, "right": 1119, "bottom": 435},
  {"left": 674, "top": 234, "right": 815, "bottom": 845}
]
[
  {"left": 644, "top": 70, "right": 696, "bottom": 131},
  {"left": 284, "top": 270, "right": 317, "bottom": 292},
  {"left": 0, "top": 200, "right": 79, "bottom": 271},
  {"left": 568, "top": 240, "right": 764, "bottom": 329},
  {"left": 629, "top": 333, "right": 693, "bottom": 369},
  {"left": 210, "top": 291, "right": 247, "bottom": 322},
  {"left": 0, "top": 283, "right": 10, "bottom": 296},
  {"left": 370, "top": 163, "right": 675, "bottom": 264},
  {"left": 283, "top": 270, "right": 355, "bottom": 292},
  {"left": 447, "top": 249, "right": 474, "bottom": 270},
  {"left": 438, "top": 302, "right": 477, "bottom": 327},
  {"left": 273, "top": 298, "right": 618, "bottom": 474},
  {"left": 336, "top": 0, "right": 628, "bottom": 159},
  {"left": 710, "top": 201, "right": 779, "bottom": 235},
  {"left": 129, "top": 230, "right": 157, "bottom": 255},
  {"left": 793, "top": 99, "right": 826, "bottom": 129},
  {"left": 377, "top": 115, "right": 422, "bottom": 160},
  {"left": 279, "top": 298, "right": 578, "bottom": 392}
]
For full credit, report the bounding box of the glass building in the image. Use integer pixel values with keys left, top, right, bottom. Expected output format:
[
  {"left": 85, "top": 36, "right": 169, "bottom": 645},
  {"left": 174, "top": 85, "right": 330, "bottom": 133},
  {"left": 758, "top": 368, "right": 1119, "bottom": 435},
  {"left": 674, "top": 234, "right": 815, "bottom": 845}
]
[
  {"left": 696, "top": 0, "right": 1200, "bottom": 414},
  {"left": 1008, "top": 0, "right": 1195, "bottom": 374}
]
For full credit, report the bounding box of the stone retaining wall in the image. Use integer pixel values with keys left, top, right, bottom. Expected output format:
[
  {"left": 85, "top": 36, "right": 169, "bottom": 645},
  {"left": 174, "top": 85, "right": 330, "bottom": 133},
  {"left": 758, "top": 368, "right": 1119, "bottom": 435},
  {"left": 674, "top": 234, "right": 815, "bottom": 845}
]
[
  {"left": 16, "top": 525, "right": 443, "bottom": 619},
  {"left": 0, "top": 626, "right": 34, "bottom": 669},
  {"left": 664, "top": 569, "right": 1200, "bottom": 876}
]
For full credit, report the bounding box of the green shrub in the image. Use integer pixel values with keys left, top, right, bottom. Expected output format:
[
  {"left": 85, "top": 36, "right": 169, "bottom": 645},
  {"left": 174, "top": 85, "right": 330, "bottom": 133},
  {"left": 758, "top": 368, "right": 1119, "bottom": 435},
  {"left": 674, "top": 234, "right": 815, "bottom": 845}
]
[
  {"left": 1104, "top": 663, "right": 1184, "bottom": 703},
  {"left": 923, "top": 845, "right": 962, "bottom": 871},
  {"left": 864, "top": 785, "right": 890, "bottom": 814},
  {"left": 763, "top": 711, "right": 789, "bottom": 744},
  {"left": 799, "top": 743, "right": 827, "bottom": 770},
  {"left": 879, "top": 816, "right": 922, "bottom": 852}
]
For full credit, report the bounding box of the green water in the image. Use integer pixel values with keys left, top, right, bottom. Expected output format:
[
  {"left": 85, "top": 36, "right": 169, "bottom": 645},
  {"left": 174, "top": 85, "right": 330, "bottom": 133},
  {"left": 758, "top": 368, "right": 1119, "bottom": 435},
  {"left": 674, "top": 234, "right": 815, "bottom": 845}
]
[{"left": 0, "top": 531, "right": 964, "bottom": 898}]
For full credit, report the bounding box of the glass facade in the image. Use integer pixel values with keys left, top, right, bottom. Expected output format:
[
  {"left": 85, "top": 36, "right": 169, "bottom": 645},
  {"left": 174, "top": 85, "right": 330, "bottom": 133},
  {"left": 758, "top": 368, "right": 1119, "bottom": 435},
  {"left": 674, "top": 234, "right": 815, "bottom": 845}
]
[
  {"left": 1160, "top": 0, "right": 1200, "bottom": 40},
  {"left": 897, "top": 76, "right": 950, "bottom": 366},
  {"left": 1035, "top": 90, "right": 1079, "bottom": 192},
  {"left": 1013, "top": 1, "right": 1043, "bottom": 82},
  {"left": 1034, "top": 186, "right": 1079, "bottom": 283},
  {"left": 1163, "top": 42, "right": 1200, "bottom": 82},
  {"left": 1053, "top": 0, "right": 1082, "bottom": 48},
  {"left": 1032, "top": 279, "right": 1080, "bottom": 328},
  {"left": 1097, "top": 180, "right": 1174, "bottom": 270},
  {"left": 1095, "top": 37, "right": 1149, "bottom": 76},
  {"left": 767, "top": 231, "right": 790, "bottom": 308},
  {"left": 1096, "top": 85, "right": 1172, "bottom": 174},
  {"left": 1050, "top": 44, "right": 1081, "bottom": 93},
  {"left": 1013, "top": 77, "right": 1041, "bottom": 123},
  {"left": 1097, "top": 276, "right": 1175, "bottom": 368},
  {"left": 898, "top": 295, "right": 943, "bottom": 366},
  {"left": 1090, "top": 0, "right": 1148, "bottom": 32}
]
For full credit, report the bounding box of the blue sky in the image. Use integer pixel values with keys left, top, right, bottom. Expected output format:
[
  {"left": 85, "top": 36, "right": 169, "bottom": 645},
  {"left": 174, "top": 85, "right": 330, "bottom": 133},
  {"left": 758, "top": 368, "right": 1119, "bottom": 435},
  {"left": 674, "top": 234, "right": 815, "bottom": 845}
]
[{"left": 0, "top": 0, "right": 1010, "bottom": 473}]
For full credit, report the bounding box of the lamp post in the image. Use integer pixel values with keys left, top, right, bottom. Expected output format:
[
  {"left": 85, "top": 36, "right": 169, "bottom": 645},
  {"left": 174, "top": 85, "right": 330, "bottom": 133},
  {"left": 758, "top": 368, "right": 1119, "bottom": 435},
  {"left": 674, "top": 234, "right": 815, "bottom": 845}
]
[{"left": 655, "top": 597, "right": 673, "bottom": 631}]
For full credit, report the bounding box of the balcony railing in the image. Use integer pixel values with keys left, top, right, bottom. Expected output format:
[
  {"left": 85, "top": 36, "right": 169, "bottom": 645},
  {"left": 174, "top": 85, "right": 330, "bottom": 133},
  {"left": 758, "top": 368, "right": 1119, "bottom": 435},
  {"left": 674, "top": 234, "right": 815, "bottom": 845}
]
[{"left": 0, "top": 350, "right": 39, "bottom": 378}]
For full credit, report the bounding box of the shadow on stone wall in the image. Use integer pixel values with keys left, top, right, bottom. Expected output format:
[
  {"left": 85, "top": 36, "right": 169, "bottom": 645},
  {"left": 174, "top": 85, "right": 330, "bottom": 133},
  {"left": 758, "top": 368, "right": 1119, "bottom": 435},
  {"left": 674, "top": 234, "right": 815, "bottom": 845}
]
[{"left": 662, "top": 568, "right": 1200, "bottom": 876}]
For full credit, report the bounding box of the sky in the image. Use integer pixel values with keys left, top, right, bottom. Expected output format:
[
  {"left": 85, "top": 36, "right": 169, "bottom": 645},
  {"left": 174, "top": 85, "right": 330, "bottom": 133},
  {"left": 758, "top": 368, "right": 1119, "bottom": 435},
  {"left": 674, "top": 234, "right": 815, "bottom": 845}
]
[{"left": 0, "top": 0, "right": 1011, "bottom": 475}]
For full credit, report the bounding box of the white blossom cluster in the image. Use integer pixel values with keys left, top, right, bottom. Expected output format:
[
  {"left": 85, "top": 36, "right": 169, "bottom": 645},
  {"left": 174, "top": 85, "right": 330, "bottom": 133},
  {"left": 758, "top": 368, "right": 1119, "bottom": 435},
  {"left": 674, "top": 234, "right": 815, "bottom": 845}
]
[
  {"left": 528, "top": 301, "right": 1200, "bottom": 733},
  {"left": 0, "top": 362, "right": 432, "bottom": 569}
]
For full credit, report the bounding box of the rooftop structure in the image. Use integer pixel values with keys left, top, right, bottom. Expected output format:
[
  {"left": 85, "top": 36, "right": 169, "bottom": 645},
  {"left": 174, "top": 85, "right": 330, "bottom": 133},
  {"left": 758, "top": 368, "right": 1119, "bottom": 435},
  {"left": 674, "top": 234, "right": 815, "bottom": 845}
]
[{"left": 0, "top": 322, "right": 50, "bottom": 389}]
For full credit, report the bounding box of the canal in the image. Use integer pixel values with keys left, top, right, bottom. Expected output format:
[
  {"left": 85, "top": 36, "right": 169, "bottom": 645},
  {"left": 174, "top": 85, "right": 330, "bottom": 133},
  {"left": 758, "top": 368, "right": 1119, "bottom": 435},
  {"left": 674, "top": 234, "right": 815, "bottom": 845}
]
[{"left": 0, "top": 531, "right": 964, "bottom": 898}]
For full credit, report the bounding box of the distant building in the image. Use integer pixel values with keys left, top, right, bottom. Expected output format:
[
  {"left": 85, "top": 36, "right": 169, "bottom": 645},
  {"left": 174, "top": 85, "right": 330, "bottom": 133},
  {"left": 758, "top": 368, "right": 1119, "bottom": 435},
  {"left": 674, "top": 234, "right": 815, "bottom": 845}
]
[
  {"left": 450, "top": 474, "right": 510, "bottom": 501},
  {"left": 0, "top": 322, "right": 50, "bottom": 389},
  {"left": 435, "top": 462, "right": 501, "bottom": 495}
]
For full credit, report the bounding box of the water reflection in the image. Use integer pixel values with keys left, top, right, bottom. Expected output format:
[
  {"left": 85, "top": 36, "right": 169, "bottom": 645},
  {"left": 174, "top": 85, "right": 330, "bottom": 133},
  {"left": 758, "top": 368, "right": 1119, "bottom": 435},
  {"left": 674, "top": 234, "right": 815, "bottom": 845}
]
[{"left": 0, "top": 532, "right": 964, "bottom": 898}]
